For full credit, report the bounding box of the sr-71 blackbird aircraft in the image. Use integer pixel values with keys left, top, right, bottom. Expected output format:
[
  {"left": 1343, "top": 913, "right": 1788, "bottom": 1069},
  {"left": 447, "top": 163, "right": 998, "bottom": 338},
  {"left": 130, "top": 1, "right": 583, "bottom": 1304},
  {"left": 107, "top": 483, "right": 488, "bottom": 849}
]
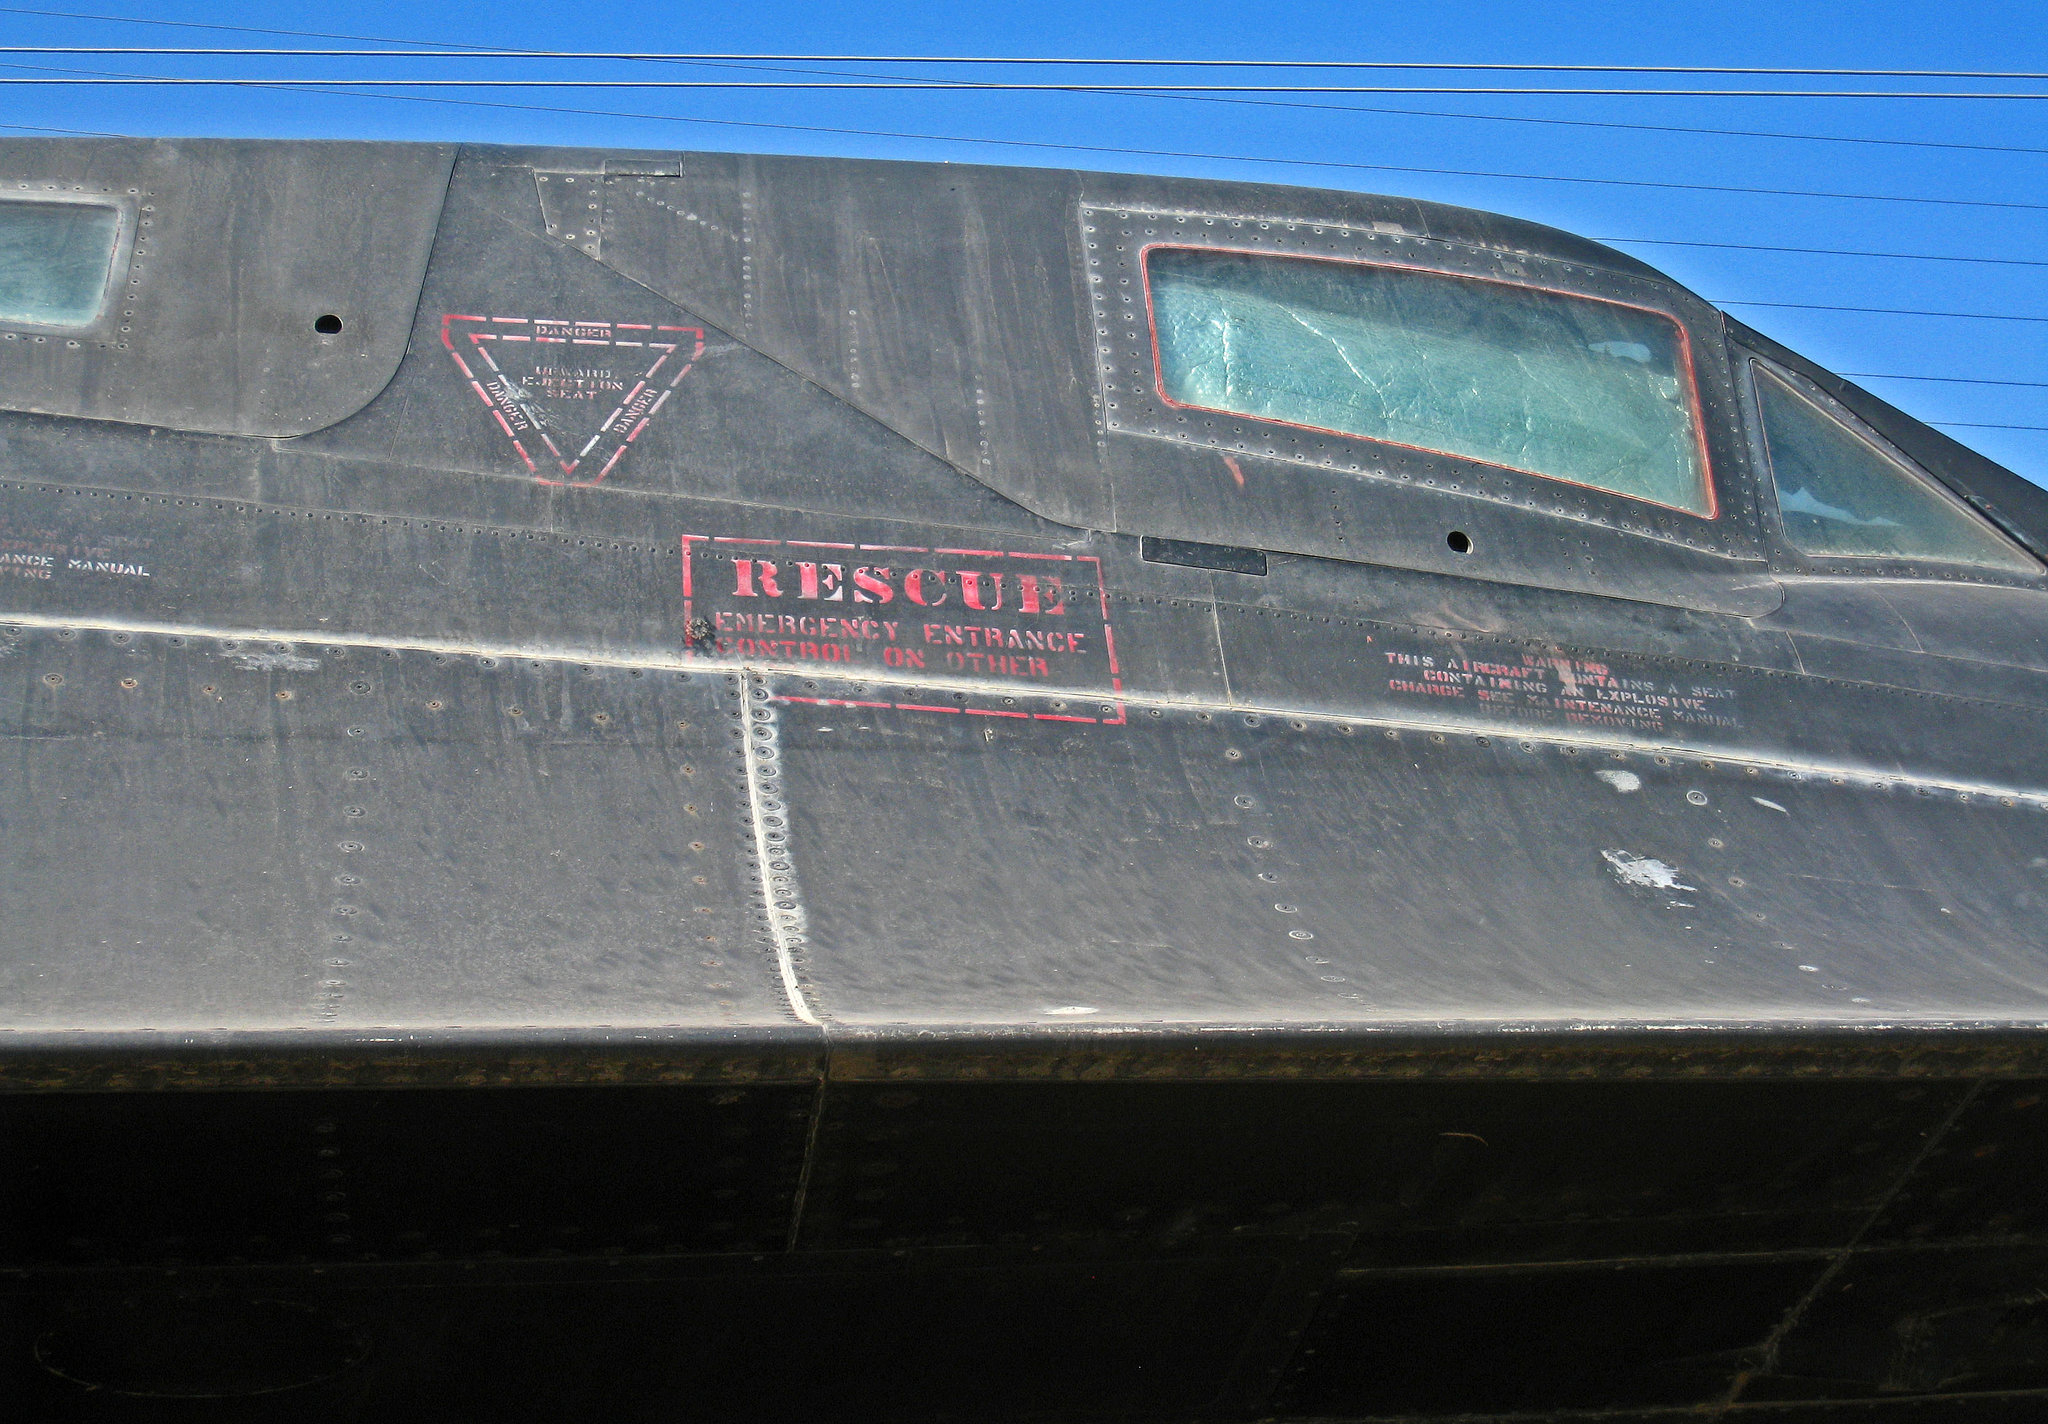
[{"left": 0, "top": 137, "right": 2045, "bottom": 1421}]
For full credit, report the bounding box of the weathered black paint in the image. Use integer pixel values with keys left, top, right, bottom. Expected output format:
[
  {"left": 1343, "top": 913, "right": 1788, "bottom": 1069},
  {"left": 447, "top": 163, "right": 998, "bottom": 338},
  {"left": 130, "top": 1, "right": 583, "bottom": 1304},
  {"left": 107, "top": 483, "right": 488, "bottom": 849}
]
[{"left": 0, "top": 138, "right": 2045, "bottom": 1420}]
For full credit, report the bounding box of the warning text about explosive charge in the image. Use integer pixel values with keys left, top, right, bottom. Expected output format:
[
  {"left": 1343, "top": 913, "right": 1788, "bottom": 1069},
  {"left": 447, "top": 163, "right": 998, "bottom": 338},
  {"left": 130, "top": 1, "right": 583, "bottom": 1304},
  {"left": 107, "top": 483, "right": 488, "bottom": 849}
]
[{"left": 1382, "top": 647, "right": 1738, "bottom": 732}]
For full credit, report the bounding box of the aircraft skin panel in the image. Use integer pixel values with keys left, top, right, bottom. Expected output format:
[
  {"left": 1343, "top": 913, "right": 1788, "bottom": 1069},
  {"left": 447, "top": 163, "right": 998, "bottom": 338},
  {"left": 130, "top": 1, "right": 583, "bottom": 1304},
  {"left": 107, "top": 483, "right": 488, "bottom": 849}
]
[
  {"left": 0, "top": 139, "right": 2045, "bottom": 1420},
  {"left": 0, "top": 139, "right": 454, "bottom": 437}
]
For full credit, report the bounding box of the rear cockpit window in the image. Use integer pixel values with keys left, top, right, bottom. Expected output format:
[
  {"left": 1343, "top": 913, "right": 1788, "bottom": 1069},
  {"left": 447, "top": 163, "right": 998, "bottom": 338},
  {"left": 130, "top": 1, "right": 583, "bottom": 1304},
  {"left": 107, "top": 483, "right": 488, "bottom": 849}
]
[
  {"left": 0, "top": 200, "right": 120, "bottom": 328},
  {"left": 1146, "top": 247, "right": 1714, "bottom": 516},
  {"left": 1754, "top": 366, "right": 2037, "bottom": 573}
]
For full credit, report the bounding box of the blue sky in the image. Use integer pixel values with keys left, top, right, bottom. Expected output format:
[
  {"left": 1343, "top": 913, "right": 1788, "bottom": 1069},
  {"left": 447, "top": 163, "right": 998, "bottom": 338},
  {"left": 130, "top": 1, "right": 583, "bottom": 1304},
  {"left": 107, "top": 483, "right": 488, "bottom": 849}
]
[{"left": 2, "top": 0, "right": 2043, "bottom": 484}]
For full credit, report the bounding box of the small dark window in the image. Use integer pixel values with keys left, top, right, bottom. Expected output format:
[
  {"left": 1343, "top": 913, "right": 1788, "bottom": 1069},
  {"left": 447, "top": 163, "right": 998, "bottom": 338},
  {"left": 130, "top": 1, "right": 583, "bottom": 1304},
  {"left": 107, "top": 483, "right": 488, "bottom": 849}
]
[
  {"left": 1754, "top": 365, "right": 2036, "bottom": 572},
  {"left": 313, "top": 313, "right": 343, "bottom": 335},
  {"left": 1146, "top": 247, "right": 1714, "bottom": 517},
  {"left": 0, "top": 199, "right": 120, "bottom": 327}
]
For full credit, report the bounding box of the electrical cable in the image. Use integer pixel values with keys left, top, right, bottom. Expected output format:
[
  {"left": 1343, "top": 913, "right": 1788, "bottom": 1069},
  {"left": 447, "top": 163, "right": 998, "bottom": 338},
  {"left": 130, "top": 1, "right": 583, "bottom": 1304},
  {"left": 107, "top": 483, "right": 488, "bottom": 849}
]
[
  {"left": 1712, "top": 300, "right": 2048, "bottom": 322},
  {"left": 1594, "top": 237, "right": 2048, "bottom": 269},
  {"left": 1928, "top": 421, "right": 2048, "bottom": 432},
  {"left": 0, "top": 77, "right": 2044, "bottom": 98},
  {"left": 0, "top": 47, "right": 2046, "bottom": 79},
  {"left": 6, "top": 59, "right": 2037, "bottom": 215},
  {"left": 5, "top": 6, "right": 2044, "bottom": 156},
  {"left": 1845, "top": 373, "right": 2048, "bottom": 390}
]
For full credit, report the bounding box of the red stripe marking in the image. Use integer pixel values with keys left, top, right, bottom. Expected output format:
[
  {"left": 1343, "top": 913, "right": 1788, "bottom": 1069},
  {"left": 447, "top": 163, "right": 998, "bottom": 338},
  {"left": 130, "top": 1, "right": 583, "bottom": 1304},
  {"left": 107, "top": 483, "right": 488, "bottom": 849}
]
[
  {"left": 1033, "top": 713, "right": 1097, "bottom": 723},
  {"left": 934, "top": 548, "right": 1003, "bottom": 557},
  {"left": 963, "top": 707, "right": 1030, "bottom": 718},
  {"left": 893, "top": 703, "right": 962, "bottom": 714}
]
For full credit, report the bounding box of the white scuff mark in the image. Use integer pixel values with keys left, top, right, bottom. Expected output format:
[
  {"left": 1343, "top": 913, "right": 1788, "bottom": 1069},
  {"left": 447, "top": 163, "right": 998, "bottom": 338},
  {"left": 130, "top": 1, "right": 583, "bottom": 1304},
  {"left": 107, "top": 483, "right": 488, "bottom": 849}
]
[
  {"left": 1595, "top": 769, "right": 1642, "bottom": 793},
  {"left": 1752, "top": 797, "right": 1790, "bottom": 814},
  {"left": 1602, "top": 849, "right": 1698, "bottom": 892},
  {"left": 1044, "top": 1005, "right": 1099, "bottom": 1016},
  {"left": 1799, "top": 964, "right": 1820, "bottom": 973},
  {"left": 229, "top": 651, "right": 320, "bottom": 672},
  {"left": 738, "top": 679, "right": 823, "bottom": 1028}
]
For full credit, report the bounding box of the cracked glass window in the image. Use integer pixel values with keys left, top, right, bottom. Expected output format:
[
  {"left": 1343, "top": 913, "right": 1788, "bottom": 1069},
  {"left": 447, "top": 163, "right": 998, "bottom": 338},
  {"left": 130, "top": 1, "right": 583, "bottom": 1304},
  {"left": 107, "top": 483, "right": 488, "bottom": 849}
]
[
  {"left": 1147, "top": 247, "right": 1713, "bottom": 516},
  {"left": 1754, "top": 366, "right": 2035, "bottom": 571},
  {"left": 0, "top": 200, "right": 120, "bottom": 328}
]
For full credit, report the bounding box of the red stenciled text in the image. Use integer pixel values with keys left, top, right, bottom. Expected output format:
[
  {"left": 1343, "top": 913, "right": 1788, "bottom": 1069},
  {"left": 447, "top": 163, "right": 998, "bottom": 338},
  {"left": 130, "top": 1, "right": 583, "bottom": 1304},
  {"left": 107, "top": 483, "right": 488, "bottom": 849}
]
[{"left": 730, "top": 559, "right": 1065, "bottom": 614}]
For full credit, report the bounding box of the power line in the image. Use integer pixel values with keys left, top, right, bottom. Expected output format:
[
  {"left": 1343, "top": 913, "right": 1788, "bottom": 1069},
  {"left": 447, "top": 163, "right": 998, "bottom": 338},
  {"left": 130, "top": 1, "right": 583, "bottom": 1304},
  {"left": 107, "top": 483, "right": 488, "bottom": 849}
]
[
  {"left": 0, "top": 76, "right": 2044, "bottom": 98},
  {"left": 0, "top": 5, "right": 458, "bottom": 45},
  {"left": 0, "top": 115, "right": 108, "bottom": 132},
  {"left": 1172, "top": 95, "right": 2048, "bottom": 157},
  {"left": 7, "top": 7, "right": 2044, "bottom": 156},
  {"left": 0, "top": 9, "right": 2045, "bottom": 78},
  {"left": 1713, "top": 300, "right": 2048, "bottom": 322},
  {"left": 1930, "top": 421, "right": 2048, "bottom": 432},
  {"left": 1846, "top": 373, "right": 2048, "bottom": 390},
  {"left": 1599, "top": 237, "right": 2048, "bottom": 269},
  {"left": 7, "top": 61, "right": 2038, "bottom": 216},
  {"left": 0, "top": 47, "right": 2045, "bottom": 80}
]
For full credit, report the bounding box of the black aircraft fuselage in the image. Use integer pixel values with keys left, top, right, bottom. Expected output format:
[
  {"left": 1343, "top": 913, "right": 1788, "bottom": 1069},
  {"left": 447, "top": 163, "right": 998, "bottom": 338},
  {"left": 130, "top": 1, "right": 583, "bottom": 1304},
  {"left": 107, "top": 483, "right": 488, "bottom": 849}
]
[{"left": 1, "top": 138, "right": 2047, "bottom": 1421}]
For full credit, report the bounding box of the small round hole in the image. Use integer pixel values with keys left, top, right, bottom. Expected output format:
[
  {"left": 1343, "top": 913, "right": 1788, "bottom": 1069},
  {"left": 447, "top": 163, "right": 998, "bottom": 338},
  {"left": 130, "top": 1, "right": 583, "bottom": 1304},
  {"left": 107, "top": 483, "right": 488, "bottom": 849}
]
[
  {"left": 1446, "top": 530, "right": 1472, "bottom": 554},
  {"left": 313, "top": 314, "right": 343, "bottom": 335}
]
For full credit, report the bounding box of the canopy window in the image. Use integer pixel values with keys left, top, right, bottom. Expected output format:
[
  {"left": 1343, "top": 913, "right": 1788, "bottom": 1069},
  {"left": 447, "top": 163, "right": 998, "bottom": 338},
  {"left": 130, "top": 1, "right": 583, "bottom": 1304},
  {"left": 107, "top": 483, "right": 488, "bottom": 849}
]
[
  {"left": 1754, "top": 366, "right": 2037, "bottom": 573},
  {"left": 1146, "top": 247, "right": 1716, "bottom": 518},
  {"left": 0, "top": 200, "right": 120, "bottom": 328}
]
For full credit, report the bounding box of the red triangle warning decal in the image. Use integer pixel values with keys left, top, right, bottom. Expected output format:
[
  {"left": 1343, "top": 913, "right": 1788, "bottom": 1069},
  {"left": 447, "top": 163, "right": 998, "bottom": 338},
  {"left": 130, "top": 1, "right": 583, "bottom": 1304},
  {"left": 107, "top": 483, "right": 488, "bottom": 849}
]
[{"left": 440, "top": 315, "right": 704, "bottom": 485}]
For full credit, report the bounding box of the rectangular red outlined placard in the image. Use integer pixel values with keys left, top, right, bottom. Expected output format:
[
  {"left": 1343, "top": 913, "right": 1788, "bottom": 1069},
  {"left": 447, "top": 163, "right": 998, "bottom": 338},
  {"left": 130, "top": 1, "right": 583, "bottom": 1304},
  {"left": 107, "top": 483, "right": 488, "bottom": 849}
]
[{"left": 682, "top": 536, "right": 1124, "bottom": 724}]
